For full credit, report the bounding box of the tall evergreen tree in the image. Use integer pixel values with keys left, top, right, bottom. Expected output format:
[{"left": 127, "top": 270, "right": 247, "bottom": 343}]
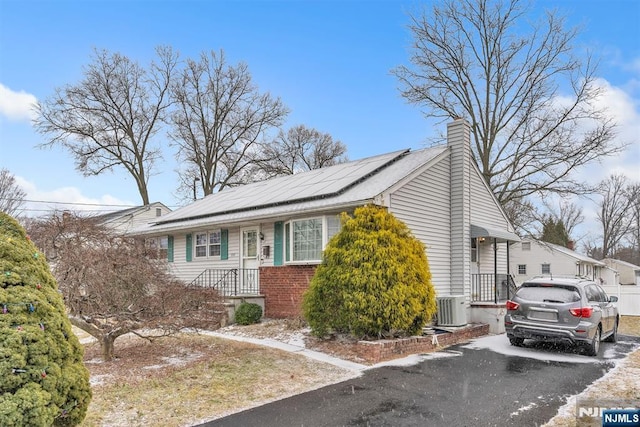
[
  {"left": 303, "top": 205, "right": 436, "bottom": 338},
  {"left": 0, "top": 212, "right": 91, "bottom": 426}
]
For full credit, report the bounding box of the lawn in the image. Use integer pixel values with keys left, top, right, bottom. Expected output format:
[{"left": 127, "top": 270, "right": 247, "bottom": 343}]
[{"left": 77, "top": 316, "right": 640, "bottom": 426}]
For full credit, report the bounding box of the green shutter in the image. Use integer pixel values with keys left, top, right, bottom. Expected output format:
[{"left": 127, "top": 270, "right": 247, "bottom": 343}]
[
  {"left": 167, "top": 235, "right": 174, "bottom": 263},
  {"left": 221, "top": 229, "right": 228, "bottom": 260},
  {"left": 285, "top": 223, "right": 290, "bottom": 262},
  {"left": 274, "top": 221, "right": 283, "bottom": 266},
  {"left": 186, "top": 233, "right": 192, "bottom": 262}
]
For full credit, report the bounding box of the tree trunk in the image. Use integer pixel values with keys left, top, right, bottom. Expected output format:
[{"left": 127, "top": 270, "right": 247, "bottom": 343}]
[{"left": 100, "top": 335, "right": 116, "bottom": 362}]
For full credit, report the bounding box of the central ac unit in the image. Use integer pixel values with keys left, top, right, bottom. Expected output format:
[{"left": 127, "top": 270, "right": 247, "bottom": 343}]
[{"left": 436, "top": 295, "right": 467, "bottom": 326}]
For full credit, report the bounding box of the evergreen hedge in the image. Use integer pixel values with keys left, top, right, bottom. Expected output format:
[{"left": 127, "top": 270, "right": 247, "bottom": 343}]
[
  {"left": 0, "top": 212, "right": 91, "bottom": 426},
  {"left": 303, "top": 205, "right": 437, "bottom": 338}
]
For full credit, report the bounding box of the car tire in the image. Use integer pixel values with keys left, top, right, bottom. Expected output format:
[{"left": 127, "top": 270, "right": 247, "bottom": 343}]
[
  {"left": 509, "top": 337, "right": 524, "bottom": 347},
  {"left": 584, "top": 326, "right": 601, "bottom": 356},
  {"left": 604, "top": 319, "right": 618, "bottom": 343}
]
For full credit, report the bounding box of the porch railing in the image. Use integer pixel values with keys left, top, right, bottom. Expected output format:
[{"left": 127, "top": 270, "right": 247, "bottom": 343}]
[
  {"left": 190, "top": 269, "right": 260, "bottom": 296},
  {"left": 471, "top": 273, "right": 517, "bottom": 303}
]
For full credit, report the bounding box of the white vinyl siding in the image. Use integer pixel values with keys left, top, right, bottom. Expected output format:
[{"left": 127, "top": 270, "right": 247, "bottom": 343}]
[
  {"left": 390, "top": 157, "right": 452, "bottom": 297},
  {"left": 469, "top": 166, "right": 512, "bottom": 231},
  {"left": 167, "top": 228, "right": 240, "bottom": 283}
]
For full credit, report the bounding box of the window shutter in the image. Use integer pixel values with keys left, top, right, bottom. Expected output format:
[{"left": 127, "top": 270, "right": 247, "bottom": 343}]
[
  {"left": 186, "top": 233, "right": 192, "bottom": 262},
  {"left": 167, "top": 235, "right": 174, "bottom": 263},
  {"left": 285, "top": 223, "right": 290, "bottom": 262},
  {"left": 221, "top": 229, "right": 229, "bottom": 260},
  {"left": 273, "top": 221, "right": 283, "bottom": 266}
]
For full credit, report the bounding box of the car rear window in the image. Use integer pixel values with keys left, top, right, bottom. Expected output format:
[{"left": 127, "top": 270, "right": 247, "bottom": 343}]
[{"left": 515, "top": 284, "right": 581, "bottom": 303}]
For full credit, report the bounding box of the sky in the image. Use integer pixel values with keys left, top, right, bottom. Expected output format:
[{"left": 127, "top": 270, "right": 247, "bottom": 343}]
[{"left": 0, "top": 0, "right": 639, "bottom": 246}]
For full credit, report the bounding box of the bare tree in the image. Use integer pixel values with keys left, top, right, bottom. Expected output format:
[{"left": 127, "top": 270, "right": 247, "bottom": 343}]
[
  {"left": 394, "top": 0, "right": 622, "bottom": 217},
  {"left": 169, "top": 50, "right": 288, "bottom": 198},
  {"left": 597, "top": 174, "right": 635, "bottom": 258},
  {"left": 624, "top": 182, "right": 640, "bottom": 263},
  {"left": 27, "top": 212, "right": 225, "bottom": 361},
  {"left": 35, "top": 46, "right": 179, "bottom": 205},
  {"left": 0, "top": 168, "right": 26, "bottom": 216},
  {"left": 255, "top": 125, "right": 348, "bottom": 179}
]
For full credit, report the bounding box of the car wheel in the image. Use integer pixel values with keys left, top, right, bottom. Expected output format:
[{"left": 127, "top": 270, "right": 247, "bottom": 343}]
[
  {"left": 584, "top": 326, "right": 601, "bottom": 356},
  {"left": 509, "top": 337, "right": 524, "bottom": 347},
  {"left": 604, "top": 319, "right": 618, "bottom": 343}
]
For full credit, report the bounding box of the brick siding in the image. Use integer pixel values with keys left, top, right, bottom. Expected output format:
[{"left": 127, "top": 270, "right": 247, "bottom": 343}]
[{"left": 259, "top": 265, "right": 317, "bottom": 318}]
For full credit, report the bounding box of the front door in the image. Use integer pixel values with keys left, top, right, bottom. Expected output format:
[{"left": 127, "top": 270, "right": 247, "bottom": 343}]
[{"left": 240, "top": 227, "right": 259, "bottom": 293}]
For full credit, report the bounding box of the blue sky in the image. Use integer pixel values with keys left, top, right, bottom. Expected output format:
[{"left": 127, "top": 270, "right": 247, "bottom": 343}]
[{"left": 0, "top": 0, "right": 639, "bottom": 243}]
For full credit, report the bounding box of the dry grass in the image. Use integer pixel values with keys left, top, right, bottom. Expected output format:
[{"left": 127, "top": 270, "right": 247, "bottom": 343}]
[
  {"left": 79, "top": 332, "right": 356, "bottom": 426},
  {"left": 618, "top": 315, "right": 640, "bottom": 336},
  {"left": 76, "top": 316, "right": 640, "bottom": 426}
]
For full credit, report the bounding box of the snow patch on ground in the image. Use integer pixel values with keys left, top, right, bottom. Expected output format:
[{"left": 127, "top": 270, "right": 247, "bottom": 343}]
[
  {"left": 542, "top": 349, "right": 640, "bottom": 426},
  {"left": 510, "top": 401, "right": 538, "bottom": 417},
  {"left": 143, "top": 352, "right": 204, "bottom": 370},
  {"left": 461, "top": 334, "right": 599, "bottom": 364}
]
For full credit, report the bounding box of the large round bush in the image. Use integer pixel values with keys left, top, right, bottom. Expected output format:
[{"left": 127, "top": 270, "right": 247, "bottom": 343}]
[
  {"left": 0, "top": 212, "right": 91, "bottom": 426},
  {"left": 303, "top": 204, "right": 436, "bottom": 338}
]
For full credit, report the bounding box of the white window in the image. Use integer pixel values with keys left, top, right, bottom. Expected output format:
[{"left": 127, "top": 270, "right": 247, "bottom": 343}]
[
  {"left": 518, "top": 264, "right": 526, "bottom": 275},
  {"left": 195, "top": 231, "right": 222, "bottom": 258},
  {"left": 209, "top": 231, "right": 221, "bottom": 257},
  {"left": 285, "top": 215, "right": 341, "bottom": 263},
  {"left": 522, "top": 242, "right": 531, "bottom": 251},
  {"left": 541, "top": 263, "right": 551, "bottom": 274},
  {"left": 195, "top": 232, "right": 208, "bottom": 258},
  {"left": 145, "top": 236, "right": 169, "bottom": 259}
]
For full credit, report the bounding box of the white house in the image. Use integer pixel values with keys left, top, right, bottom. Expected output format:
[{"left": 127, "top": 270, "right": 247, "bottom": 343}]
[
  {"left": 601, "top": 258, "right": 640, "bottom": 316},
  {"left": 95, "top": 202, "right": 172, "bottom": 234},
  {"left": 509, "top": 240, "right": 607, "bottom": 285},
  {"left": 603, "top": 258, "right": 640, "bottom": 286},
  {"left": 133, "top": 119, "right": 520, "bottom": 332}
]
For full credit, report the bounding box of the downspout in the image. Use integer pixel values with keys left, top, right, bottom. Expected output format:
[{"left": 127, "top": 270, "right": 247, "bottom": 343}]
[{"left": 494, "top": 238, "right": 498, "bottom": 304}]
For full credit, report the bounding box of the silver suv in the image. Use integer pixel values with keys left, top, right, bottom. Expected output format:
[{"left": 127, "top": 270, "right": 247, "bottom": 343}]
[{"left": 504, "top": 277, "right": 619, "bottom": 356}]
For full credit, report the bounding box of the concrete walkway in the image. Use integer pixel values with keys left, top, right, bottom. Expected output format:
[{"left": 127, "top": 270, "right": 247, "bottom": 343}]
[{"left": 204, "top": 331, "right": 367, "bottom": 372}]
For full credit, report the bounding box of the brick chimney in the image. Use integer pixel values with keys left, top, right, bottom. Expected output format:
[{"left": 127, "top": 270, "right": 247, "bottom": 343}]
[{"left": 448, "top": 118, "right": 472, "bottom": 296}]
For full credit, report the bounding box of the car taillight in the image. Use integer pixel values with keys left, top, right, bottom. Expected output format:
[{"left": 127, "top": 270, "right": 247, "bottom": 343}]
[
  {"left": 506, "top": 300, "right": 519, "bottom": 311},
  {"left": 570, "top": 307, "right": 594, "bottom": 318}
]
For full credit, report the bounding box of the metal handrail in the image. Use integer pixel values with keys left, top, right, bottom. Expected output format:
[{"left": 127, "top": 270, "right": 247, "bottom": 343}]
[
  {"left": 189, "top": 268, "right": 260, "bottom": 296},
  {"left": 471, "top": 273, "right": 517, "bottom": 303}
]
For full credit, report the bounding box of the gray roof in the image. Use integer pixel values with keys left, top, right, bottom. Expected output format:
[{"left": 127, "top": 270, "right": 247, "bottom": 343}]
[
  {"left": 528, "top": 240, "right": 605, "bottom": 266},
  {"left": 94, "top": 202, "right": 170, "bottom": 225},
  {"left": 134, "top": 146, "right": 448, "bottom": 235},
  {"left": 471, "top": 224, "right": 520, "bottom": 242}
]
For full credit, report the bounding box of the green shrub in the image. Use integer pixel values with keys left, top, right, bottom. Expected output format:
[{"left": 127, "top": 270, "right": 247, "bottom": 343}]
[
  {"left": 234, "top": 302, "right": 263, "bottom": 325},
  {"left": 0, "top": 212, "right": 92, "bottom": 426},
  {"left": 303, "top": 204, "right": 437, "bottom": 339}
]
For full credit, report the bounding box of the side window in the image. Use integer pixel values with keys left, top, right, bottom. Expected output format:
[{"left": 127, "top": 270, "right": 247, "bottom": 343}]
[
  {"left": 518, "top": 264, "right": 527, "bottom": 275},
  {"left": 585, "top": 285, "right": 599, "bottom": 303},
  {"left": 595, "top": 285, "right": 609, "bottom": 302},
  {"left": 541, "top": 263, "right": 551, "bottom": 275}
]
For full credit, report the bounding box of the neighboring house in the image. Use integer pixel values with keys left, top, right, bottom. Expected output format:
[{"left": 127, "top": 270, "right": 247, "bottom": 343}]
[
  {"left": 602, "top": 258, "right": 640, "bottom": 286},
  {"left": 94, "top": 202, "right": 172, "bottom": 234},
  {"left": 133, "top": 119, "right": 520, "bottom": 332},
  {"left": 510, "top": 239, "right": 607, "bottom": 285},
  {"left": 601, "top": 258, "right": 640, "bottom": 316},
  {"left": 94, "top": 202, "right": 172, "bottom": 258}
]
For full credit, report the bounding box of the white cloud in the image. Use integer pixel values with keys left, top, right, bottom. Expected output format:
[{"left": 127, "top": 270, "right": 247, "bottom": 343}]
[
  {"left": 0, "top": 83, "right": 38, "bottom": 122},
  {"left": 15, "top": 176, "right": 136, "bottom": 217}
]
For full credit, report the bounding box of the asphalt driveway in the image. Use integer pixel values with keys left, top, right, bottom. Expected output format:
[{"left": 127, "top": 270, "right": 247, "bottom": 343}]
[{"left": 200, "top": 334, "right": 640, "bottom": 427}]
